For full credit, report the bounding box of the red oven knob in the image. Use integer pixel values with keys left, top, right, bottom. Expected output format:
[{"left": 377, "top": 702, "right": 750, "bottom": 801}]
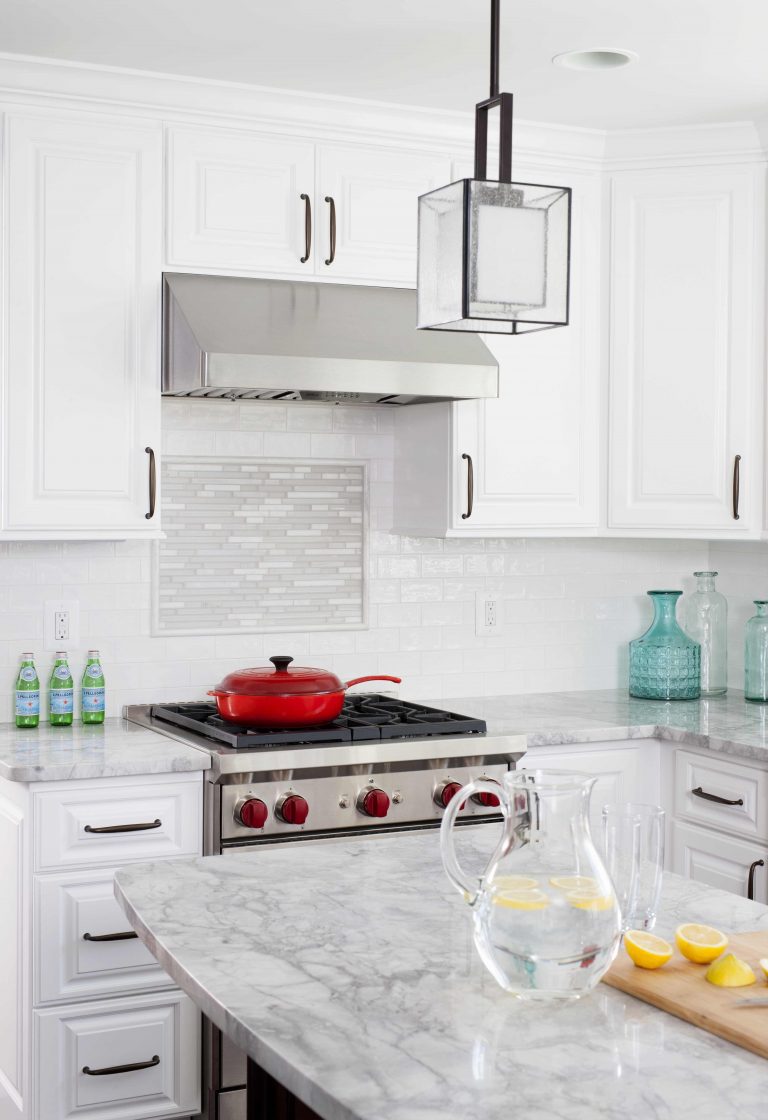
[
  {"left": 276, "top": 794, "right": 309, "bottom": 826},
  {"left": 237, "top": 798, "right": 268, "bottom": 829},
  {"left": 472, "top": 790, "right": 501, "bottom": 808},
  {"left": 358, "top": 788, "right": 390, "bottom": 818},
  {"left": 435, "top": 781, "right": 464, "bottom": 809}
]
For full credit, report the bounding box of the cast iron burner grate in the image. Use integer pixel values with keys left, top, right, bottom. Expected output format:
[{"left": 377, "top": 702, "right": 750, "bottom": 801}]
[{"left": 150, "top": 696, "right": 486, "bottom": 749}]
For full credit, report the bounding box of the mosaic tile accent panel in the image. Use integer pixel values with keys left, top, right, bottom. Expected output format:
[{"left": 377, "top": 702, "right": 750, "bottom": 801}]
[{"left": 154, "top": 457, "right": 366, "bottom": 635}]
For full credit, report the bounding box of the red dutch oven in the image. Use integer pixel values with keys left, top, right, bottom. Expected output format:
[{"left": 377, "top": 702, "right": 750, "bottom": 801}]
[{"left": 208, "top": 655, "right": 402, "bottom": 728}]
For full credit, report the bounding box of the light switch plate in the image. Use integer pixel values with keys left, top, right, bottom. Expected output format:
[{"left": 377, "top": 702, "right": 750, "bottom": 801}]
[{"left": 44, "top": 600, "right": 80, "bottom": 652}]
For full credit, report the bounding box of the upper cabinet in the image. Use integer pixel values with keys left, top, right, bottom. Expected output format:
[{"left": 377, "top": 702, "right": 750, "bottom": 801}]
[
  {"left": 1, "top": 112, "right": 163, "bottom": 538},
  {"left": 166, "top": 125, "right": 451, "bottom": 286},
  {"left": 608, "top": 164, "right": 766, "bottom": 537}
]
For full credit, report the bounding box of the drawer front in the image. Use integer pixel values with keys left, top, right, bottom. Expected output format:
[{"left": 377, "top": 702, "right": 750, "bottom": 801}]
[
  {"left": 669, "top": 819, "right": 768, "bottom": 904},
  {"left": 36, "top": 871, "right": 169, "bottom": 1004},
  {"left": 34, "top": 776, "right": 202, "bottom": 871},
  {"left": 673, "top": 749, "right": 768, "bottom": 841},
  {"left": 35, "top": 991, "right": 200, "bottom": 1120}
]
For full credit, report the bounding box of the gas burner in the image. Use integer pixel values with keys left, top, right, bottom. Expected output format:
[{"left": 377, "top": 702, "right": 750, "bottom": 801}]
[{"left": 150, "top": 697, "right": 486, "bottom": 749}]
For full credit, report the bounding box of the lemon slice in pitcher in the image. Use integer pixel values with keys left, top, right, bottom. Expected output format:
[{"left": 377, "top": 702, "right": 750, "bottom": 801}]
[
  {"left": 550, "top": 875, "right": 598, "bottom": 891},
  {"left": 493, "top": 888, "right": 550, "bottom": 910},
  {"left": 493, "top": 875, "right": 540, "bottom": 891},
  {"left": 565, "top": 889, "right": 614, "bottom": 911}
]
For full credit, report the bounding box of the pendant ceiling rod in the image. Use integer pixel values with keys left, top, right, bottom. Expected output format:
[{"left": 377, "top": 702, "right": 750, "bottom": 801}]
[{"left": 489, "top": 0, "right": 500, "bottom": 98}]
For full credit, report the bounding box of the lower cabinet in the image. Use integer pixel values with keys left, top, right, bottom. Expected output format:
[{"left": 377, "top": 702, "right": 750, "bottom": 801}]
[
  {"left": 35, "top": 991, "right": 199, "bottom": 1120},
  {"left": 669, "top": 819, "right": 768, "bottom": 904}
]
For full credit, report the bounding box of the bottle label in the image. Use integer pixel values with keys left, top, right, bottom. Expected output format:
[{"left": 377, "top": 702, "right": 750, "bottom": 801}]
[
  {"left": 20, "top": 667, "right": 37, "bottom": 683},
  {"left": 50, "top": 689, "right": 73, "bottom": 714},
  {"left": 53, "top": 665, "right": 71, "bottom": 681},
  {"left": 82, "top": 687, "right": 105, "bottom": 713},
  {"left": 16, "top": 690, "right": 39, "bottom": 717},
  {"left": 85, "top": 663, "right": 103, "bottom": 680}
]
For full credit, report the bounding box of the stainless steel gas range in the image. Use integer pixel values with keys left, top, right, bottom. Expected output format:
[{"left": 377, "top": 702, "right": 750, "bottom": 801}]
[{"left": 126, "top": 694, "right": 526, "bottom": 1120}]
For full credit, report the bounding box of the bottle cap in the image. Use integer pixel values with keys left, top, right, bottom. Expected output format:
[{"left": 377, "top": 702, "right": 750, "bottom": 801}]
[
  {"left": 55, "top": 651, "right": 67, "bottom": 657},
  {"left": 87, "top": 650, "right": 100, "bottom": 656},
  {"left": 21, "top": 652, "right": 34, "bottom": 659}
]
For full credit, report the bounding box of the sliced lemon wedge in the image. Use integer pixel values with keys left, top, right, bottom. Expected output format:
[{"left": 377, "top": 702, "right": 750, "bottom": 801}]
[
  {"left": 565, "top": 888, "right": 614, "bottom": 911},
  {"left": 624, "top": 930, "right": 673, "bottom": 969},
  {"left": 549, "top": 875, "right": 598, "bottom": 891},
  {"left": 493, "top": 888, "right": 550, "bottom": 910},
  {"left": 492, "top": 875, "right": 540, "bottom": 891},
  {"left": 705, "top": 952, "right": 756, "bottom": 987},
  {"left": 675, "top": 923, "right": 728, "bottom": 964}
]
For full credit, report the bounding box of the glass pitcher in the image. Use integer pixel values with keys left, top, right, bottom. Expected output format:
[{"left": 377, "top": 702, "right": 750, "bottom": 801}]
[{"left": 441, "top": 770, "right": 621, "bottom": 999}]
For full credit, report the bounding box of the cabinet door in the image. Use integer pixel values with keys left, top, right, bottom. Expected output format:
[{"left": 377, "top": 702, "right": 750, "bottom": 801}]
[
  {"left": 316, "top": 144, "right": 451, "bottom": 284},
  {"left": 609, "top": 165, "right": 765, "bottom": 535},
  {"left": 3, "top": 113, "right": 162, "bottom": 535},
  {"left": 452, "top": 165, "right": 602, "bottom": 531},
  {"left": 670, "top": 819, "right": 768, "bottom": 904},
  {"left": 167, "top": 126, "right": 315, "bottom": 273}
]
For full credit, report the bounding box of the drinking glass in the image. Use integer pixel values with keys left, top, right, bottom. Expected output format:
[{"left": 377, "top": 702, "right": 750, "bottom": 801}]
[{"left": 601, "top": 803, "right": 665, "bottom": 932}]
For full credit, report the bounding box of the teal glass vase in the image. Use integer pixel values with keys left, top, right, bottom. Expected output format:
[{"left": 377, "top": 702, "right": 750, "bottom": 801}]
[
  {"left": 629, "top": 590, "right": 701, "bottom": 700},
  {"left": 744, "top": 601, "right": 768, "bottom": 702}
]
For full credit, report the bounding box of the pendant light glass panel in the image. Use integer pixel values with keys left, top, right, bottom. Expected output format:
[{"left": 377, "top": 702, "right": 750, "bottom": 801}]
[{"left": 418, "top": 179, "right": 571, "bottom": 333}]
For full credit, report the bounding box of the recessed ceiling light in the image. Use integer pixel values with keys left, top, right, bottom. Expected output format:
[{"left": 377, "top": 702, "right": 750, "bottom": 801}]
[{"left": 552, "top": 48, "right": 638, "bottom": 71}]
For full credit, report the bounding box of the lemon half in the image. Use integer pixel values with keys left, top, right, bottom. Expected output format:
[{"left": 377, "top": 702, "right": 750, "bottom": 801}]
[
  {"left": 493, "top": 888, "right": 550, "bottom": 910},
  {"left": 705, "top": 952, "right": 756, "bottom": 987},
  {"left": 675, "top": 923, "right": 728, "bottom": 964},
  {"left": 624, "top": 930, "right": 674, "bottom": 969}
]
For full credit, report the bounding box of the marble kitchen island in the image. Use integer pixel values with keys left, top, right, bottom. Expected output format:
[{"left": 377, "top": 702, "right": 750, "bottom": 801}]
[{"left": 115, "top": 827, "right": 768, "bottom": 1120}]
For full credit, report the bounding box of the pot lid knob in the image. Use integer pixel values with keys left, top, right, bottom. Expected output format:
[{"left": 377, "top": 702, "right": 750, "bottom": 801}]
[{"left": 269, "top": 656, "right": 294, "bottom": 673}]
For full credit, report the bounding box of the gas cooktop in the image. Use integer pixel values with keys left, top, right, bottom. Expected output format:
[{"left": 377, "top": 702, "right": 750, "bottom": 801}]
[{"left": 150, "top": 695, "right": 487, "bottom": 749}]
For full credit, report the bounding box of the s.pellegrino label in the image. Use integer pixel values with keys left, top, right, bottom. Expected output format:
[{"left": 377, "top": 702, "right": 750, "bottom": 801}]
[
  {"left": 49, "top": 653, "right": 74, "bottom": 726},
  {"left": 15, "top": 653, "right": 40, "bottom": 728},
  {"left": 81, "top": 651, "right": 105, "bottom": 724}
]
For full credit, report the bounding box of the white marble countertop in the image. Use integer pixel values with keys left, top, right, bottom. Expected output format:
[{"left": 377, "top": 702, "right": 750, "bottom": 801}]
[
  {"left": 0, "top": 717, "right": 211, "bottom": 782},
  {"left": 116, "top": 827, "right": 768, "bottom": 1120}
]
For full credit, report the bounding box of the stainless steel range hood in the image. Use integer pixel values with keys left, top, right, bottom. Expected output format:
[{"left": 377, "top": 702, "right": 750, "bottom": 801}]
[{"left": 162, "top": 273, "right": 498, "bottom": 405}]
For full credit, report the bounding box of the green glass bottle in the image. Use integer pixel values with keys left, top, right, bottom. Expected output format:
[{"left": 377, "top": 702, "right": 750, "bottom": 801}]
[
  {"left": 81, "top": 650, "right": 105, "bottom": 725},
  {"left": 14, "top": 652, "right": 40, "bottom": 728},
  {"left": 49, "top": 652, "right": 74, "bottom": 726},
  {"left": 744, "top": 601, "right": 768, "bottom": 702}
]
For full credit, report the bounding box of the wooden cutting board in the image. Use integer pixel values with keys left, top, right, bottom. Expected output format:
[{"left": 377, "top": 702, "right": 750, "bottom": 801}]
[{"left": 602, "top": 930, "right": 768, "bottom": 1059}]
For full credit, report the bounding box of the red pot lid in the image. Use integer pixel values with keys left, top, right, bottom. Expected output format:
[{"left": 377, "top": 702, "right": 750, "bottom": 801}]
[{"left": 213, "top": 656, "right": 344, "bottom": 697}]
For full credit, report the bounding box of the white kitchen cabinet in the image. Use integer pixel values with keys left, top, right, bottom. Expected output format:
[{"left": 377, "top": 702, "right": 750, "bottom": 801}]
[
  {"left": 392, "top": 164, "right": 603, "bottom": 537},
  {"left": 609, "top": 164, "right": 765, "bottom": 537},
  {"left": 167, "top": 125, "right": 450, "bottom": 285},
  {"left": 2, "top": 112, "right": 162, "bottom": 539},
  {"left": 669, "top": 819, "right": 768, "bottom": 904}
]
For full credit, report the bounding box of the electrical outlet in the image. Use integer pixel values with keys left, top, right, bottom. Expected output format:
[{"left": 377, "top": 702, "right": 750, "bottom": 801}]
[
  {"left": 44, "top": 600, "right": 80, "bottom": 652},
  {"left": 475, "top": 592, "right": 502, "bottom": 636}
]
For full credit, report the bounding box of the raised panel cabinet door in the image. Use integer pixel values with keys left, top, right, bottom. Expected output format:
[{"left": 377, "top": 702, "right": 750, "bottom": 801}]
[
  {"left": 609, "top": 165, "right": 765, "bottom": 534},
  {"left": 3, "top": 113, "right": 162, "bottom": 534},
  {"left": 670, "top": 819, "right": 768, "bottom": 903},
  {"left": 167, "top": 126, "right": 315, "bottom": 272},
  {"left": 316, "top": 144, "right": 452, "bottom": 284},
  {"left": 452, "top": 166, "right": 602, "bottom": 531}
]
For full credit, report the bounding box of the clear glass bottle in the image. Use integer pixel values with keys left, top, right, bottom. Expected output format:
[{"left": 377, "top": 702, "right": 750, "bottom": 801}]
[
  {"left": 49, "top": 652, "right": 74, "bottom": 726},
  {"left": 682, "top": 571, "right": 727, "bottom": 696},
  {"left": 745, "top": 601, "right": 768, "bottom": 702},
  {"left": 14, "top": 652, "right": 40, "bottom": 729},
  {"left": 629, "top": 590, "right": 700, "bottom": 701},
  {"left": 81, "top": 650, "right": 105, "bottom": 724}
]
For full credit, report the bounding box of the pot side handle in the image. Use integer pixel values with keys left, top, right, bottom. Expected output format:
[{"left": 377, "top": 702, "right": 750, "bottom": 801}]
[
  {"left": 345, "top": 675, "right": 402, "bottom": 688},
  {"left": 440, "top": 779, "right": 511, "bottom": 906}
]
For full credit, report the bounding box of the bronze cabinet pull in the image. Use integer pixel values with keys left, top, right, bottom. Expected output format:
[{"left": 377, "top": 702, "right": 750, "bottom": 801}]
[
  {"left": 299, "top": 193, "right": 312, "bottom": 263},
  {"left": 461, "top": 453, "right": 474, "bottom": 520},
  {"left": 83, "top": 1055, "right": 159, "bottom": 1077},
  {"left": 747, "top": 858, "right": 765, "bottom": 901},
  {"left": 84, "top": 819, "right": 162, "bottom": 834},
  {"left": 324, "top": 196, "right": 336, "bottom": 265},
  {"left": 733, "top": 454, "right": 741, "bottom": 520},
  {"left": 691, "top": 786, "right": 743, "bottom": 807},
  {"left": 83, "top": 930, "right": 139, "bottom": 942},
  {"left": 145, "top": 447, "right": 156, "bottom": 520}
]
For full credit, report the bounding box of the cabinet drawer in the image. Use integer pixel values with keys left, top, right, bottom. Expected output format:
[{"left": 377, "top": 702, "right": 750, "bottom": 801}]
[
  {"left": 34, "top": 776, "right": 202, "bottom": 872},
  {"left": 35, "top": 870, "right": 169, "bottom": 1004},
  {"left": 669, "top": 819, "right": 768, "bottom": 904},
  {"left": 35, "top": 991, "right": 200, "bottom": 1120},
  {"left": 673, "top": 749, "right": 768, "bottom": 841}
]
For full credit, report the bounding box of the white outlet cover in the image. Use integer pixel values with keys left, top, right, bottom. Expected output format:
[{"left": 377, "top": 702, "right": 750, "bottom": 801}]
[
  {"left": 44, "top": 600, "right": 80, "bottom": 653},
  {"left": 475, "top": 591, "right": 502, "bottom": 636}
]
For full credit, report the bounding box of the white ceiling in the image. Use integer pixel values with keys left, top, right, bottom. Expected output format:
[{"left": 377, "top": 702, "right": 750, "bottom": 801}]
[{"left": 1, "top": 0, "right": 767, "bottom": 130}]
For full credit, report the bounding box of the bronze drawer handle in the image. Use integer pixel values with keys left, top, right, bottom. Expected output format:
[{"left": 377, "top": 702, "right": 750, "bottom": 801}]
[
  {"left": 732, "top": 454, "right": 741, "bottom": 520},
  {"left": 324, "top": 196, "right": 336, "bottom": 265},
  {"left": 747, "top": 858, "right": 765, "bottom": 901},
  {"left": 145, "top": 447, "right": 156, "bottom": 520},
  {"left": 461, "top": 453, "right": 474, "bottom": 519},
  {"left": 299, "top": 193, "right": 312, "bottom": 263},
  {"left": 691, "top": 786, "right": 743, "bottom": 807},
  {"left": 84, "top": 819, "right": 161, "bottom": 834},
  {"left": 83, "top": 930, "right": 139, "bottom": 942},
  {"left": 83, "top": 1055, "right": 159, "bottom": 1077}
]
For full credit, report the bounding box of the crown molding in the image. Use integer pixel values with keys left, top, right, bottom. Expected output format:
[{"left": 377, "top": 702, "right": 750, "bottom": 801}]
[{"left": 604, "top": 120, "right": 767, "bottom": 169}]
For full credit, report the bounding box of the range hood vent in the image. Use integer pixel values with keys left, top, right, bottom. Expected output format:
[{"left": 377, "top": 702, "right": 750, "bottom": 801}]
[{"left": 162, "top": 273, "right": 498, "bottom": 405}]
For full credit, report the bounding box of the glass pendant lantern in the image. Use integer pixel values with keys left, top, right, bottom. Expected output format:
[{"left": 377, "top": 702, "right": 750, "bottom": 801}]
[{"left": 417, "top": 0, "right": 572, "bottom": 335}]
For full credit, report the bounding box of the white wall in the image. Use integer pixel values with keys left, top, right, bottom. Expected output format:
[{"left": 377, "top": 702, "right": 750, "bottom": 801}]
[{"left": 0, "top": 398, "right": 714, "bottom": 722}]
